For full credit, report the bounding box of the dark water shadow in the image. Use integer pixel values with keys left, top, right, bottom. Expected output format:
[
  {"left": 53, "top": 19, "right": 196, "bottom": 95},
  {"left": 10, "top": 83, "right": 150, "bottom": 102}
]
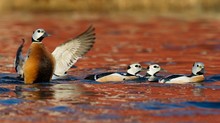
[
  {"left": 0, "top": 73, "right": 23, "bottom": 84},
  {"left": 133, "top": 101, "right": 185, "bottom": 110},
  {"left": 132, "top": 100, "right": 220, "bottom": 117},
  {"left": 154, "top": 108, "right": 220, "bottom": 117},
  {"left": 157, "top": 101, "right": 220, "bottom": 117},
  {"left": 184, "top": 101, "right": 220, "bottom": 109},
  {"left": 0, "top": 73, "right": 99, "bottom": 84},
  {"left": 205, "top": 74, "right": 220, "bottom": 82}
]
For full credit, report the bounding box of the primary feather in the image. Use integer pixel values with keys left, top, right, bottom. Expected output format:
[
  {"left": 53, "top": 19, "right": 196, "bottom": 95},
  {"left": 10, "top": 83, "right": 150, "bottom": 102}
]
[{"left": 52, "top": 26, "right": 96, "bottom": 78}]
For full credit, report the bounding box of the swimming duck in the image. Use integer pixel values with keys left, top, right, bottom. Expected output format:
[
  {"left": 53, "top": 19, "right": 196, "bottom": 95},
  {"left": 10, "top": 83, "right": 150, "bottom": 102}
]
[
  {"left": 159, "top": 62, "right": 205, "bottom": 84},
  {"left": 15, "top": 26, "right": 95, "bottom": 84},
  {"left": 144, "top": 64, "right": 164, "bottom": 82},
  {"left": 85, "top": 63, "right": 143, "bottom": 82}
]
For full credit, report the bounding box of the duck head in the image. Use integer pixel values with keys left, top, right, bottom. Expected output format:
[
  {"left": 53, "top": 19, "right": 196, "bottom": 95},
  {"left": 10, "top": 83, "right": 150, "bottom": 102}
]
[
  {"left": 146, "top": 64, "right": 162, "bottom": 76},
  {"left": 127, "top": 63, "right": 142, "bottom": 75},
  {"left": 192, "top": 62, "right": 205, "bottom": 75},
  {"left": 32, "top": 28, "right": 50, "bottom": 42}
]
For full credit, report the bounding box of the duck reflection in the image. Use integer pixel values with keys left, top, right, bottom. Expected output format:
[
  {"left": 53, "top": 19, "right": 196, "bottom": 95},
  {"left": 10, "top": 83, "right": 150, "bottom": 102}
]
[{"left": 14, "top": 83, "right": 91, "bottom": 103}]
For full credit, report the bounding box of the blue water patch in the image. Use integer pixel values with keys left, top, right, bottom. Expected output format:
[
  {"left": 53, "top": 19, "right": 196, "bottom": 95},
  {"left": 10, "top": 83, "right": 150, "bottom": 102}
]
[
  {"left": 46, "top": 106, "right": 75, "bottom": 113},
  {"left": 205, "top": 74, "right": 220, "bottom": 82},
  {"left": 184, "top": 101, "right": 220, "bottom": 109},
  {"left": 0, "top": 87, "right": 10, "bottom": 94},
  {"left": 0, "top": 98, "right": 23, "bottom": 105},
  {"left": 133, "top": 101, "right": 220, "bottom": 117},
  {"left": 133, "top": 101, "right": 220, "bottom": 111},
  {"left": 94, "top": 114, "right": 121, "bottom": 120},
  {"left": 196, "top": 85, "right": 220, "bottom": 90},
  {"left": 133, "top": 101, "right": 185, "bottom": 110},
  {"left": 154, "top": 109, "right": 220, "bottom": 117}
]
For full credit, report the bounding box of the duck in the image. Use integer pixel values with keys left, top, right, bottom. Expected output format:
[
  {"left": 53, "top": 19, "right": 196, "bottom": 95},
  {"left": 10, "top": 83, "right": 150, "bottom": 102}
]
[
  {"left": 159, "top": 62, "right": 205, "bottom": 84},
  {"left": 144, "top": 64, "right": 164, "bottom": 82},
  {"left": 84, "top": 63, "right": 143, "bottom": 82},
  {"left": 15, "top": 26, "right": 95, "bottom": 84}
]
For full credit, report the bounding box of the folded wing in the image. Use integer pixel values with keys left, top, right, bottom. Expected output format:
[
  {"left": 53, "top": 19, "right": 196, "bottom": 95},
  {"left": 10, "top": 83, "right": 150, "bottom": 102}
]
[
  {"left": 52, "top": 26, "right": 96, "bottom": 79},
  {"left": 14, "top": 39, "right": 25, "bottom": 78}
]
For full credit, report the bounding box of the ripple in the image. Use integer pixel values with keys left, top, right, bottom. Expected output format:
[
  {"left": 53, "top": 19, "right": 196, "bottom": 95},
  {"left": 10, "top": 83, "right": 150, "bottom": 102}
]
[
  {"left": 0, "top": 98, "right": 23, "bottom": 105},
  {"left": 0, "top": 87, "right": 10, "bottom": 94},
  {"left": 46, "top": 106, "right": 75, "bottom": 113}
]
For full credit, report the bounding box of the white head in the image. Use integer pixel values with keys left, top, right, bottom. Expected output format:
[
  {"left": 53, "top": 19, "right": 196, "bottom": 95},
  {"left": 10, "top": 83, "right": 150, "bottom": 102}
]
[
  {"left": 146, "top": 64, "right": 161, "bottom": 76},
  {"left": 127, "top": 63, "right": 142, "bottom": 75},
  {"left": 32, "top": 28, "right": 50, "bottom": 42},
  {"left": 192, "top": 62, "right": 205, "bottom": 75}
]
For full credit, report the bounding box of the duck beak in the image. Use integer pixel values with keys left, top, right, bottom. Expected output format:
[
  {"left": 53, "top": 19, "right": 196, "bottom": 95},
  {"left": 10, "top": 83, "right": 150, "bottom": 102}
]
[
  {"left": 201, "top": 67, "right": 205, "bottom": 73},
  {"left": 160, "top": 68, "right": 168, "bottom": 72},
  {"left": 43, "top": 32, "right": 51, "bottom": 37}
]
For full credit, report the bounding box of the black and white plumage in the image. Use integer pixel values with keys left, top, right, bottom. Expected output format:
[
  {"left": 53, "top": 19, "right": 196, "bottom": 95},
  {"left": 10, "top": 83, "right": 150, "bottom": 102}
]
[
  {"left": 144, "top": 64, "right": 164, "bottom": 82},
  {"left": 159, "top": 62, "right": 205, "bottom": 84},
  {"left": 85, "top": 63, "right": 143, "bottom": 82},
  {"left": 14, "top": 26, "right": 96, "bottom": 83}
]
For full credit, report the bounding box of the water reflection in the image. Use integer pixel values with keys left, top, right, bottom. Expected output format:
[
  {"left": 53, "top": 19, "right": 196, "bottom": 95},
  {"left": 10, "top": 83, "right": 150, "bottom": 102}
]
[
  {"left": 192, "top": 83, "right": 204, "bottom": 97},
  {"left": 14, "top": 83, "right": 94, "bottom": 104}
]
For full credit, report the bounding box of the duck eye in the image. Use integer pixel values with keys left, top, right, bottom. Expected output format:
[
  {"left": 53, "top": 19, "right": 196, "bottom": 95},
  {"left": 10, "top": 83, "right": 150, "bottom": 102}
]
[
  {"left": 197, "top": 65, "right": 199, "bottom": 67},
  {"left": 37, "top": 30, "right": 41, "bottom": 33},
  {"left": 135, "top": 65, "right": 141, "bottom": 68}
]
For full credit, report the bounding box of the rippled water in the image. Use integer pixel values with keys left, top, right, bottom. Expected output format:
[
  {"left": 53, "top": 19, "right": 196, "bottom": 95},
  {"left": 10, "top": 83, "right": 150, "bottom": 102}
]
[{"left": 1, "top": 15, "right": 220, "bottom": 122}]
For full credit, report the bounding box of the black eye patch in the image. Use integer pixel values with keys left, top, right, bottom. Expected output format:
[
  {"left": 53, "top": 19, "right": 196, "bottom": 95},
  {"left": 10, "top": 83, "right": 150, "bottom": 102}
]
[
  {"left": 153, "top": 65, "right": 159, "bottom": 68},
  {"left": 135, "top": 65, "right": 141, "bottom": 68}
]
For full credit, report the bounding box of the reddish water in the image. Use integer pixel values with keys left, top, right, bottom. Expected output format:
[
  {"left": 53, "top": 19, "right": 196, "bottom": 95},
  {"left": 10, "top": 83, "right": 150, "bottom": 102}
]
[{"left": 0, "top": 14, "right": 220, "bottom": 122}]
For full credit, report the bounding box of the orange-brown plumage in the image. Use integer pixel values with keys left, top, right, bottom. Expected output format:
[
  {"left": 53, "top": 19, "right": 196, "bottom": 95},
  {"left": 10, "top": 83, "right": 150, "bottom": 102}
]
[
  {"left": 190, "top": 75, "right": 205, "bottom": 83},
  {"left": 15, "top": 27, "right": 96, "bottom": 84},
  {"left": 23, "top": 42, "right": 55, "bottom": 84}
]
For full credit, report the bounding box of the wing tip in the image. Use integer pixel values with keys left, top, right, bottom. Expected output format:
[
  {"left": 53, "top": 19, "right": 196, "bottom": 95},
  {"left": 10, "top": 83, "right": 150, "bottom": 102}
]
[{"left": 81, "top": 25, "right": 96, "bottom": 37}]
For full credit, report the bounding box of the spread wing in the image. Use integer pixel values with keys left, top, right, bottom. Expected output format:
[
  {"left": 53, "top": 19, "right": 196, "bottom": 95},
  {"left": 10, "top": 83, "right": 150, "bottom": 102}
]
[
  {"left": 14, "top": 39, "right": 25, "bottom": 78},
  {"left": 52, "top": 26, "right": 96, "bottom": 78}
]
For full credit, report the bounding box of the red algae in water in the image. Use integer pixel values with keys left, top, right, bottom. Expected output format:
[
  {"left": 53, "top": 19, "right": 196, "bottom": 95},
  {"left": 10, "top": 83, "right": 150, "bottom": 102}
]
[{"left": 0, "top": 15, "right": 220, "bottom": 122}]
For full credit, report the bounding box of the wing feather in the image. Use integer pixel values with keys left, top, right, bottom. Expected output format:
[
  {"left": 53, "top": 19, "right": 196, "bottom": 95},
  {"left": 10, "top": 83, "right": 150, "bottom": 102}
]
[
  {"left": 52, "top": 26, "right": 96, "bottom": 77},
  {"left": 14, "top": 39, "right": 25, "bottom": 78}
]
